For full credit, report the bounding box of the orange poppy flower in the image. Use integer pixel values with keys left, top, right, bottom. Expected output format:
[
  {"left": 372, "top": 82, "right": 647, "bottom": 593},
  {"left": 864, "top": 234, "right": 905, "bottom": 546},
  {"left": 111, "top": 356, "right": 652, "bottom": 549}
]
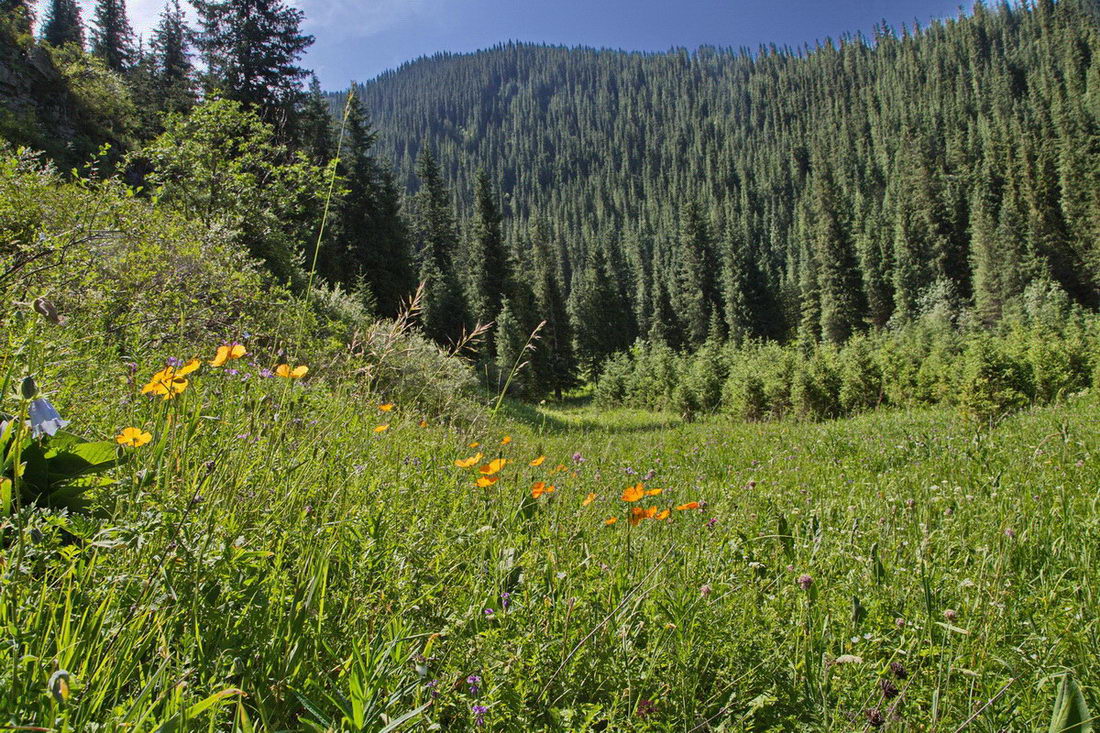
[
  {"left": 676, "top": 501, "right": 700, "bottom": 511},
  {"left": 500, "top": 435, "right": 512, "bottom": 445},
  {"left": 582, "top": 492, "right": 597, "bottom": 507},
  {"left": 275, "top": 364, "right": 308, "bottom": 379},
  {"left": 210, "top": 343, "right": 247, "bottom": 367},
  {"left": 469, "top": 442, "right": 480, "bottom": 448},
  {"left": 531, "top": 482, "right": 555, "bottom": 498},
  {"left": 604, "top": 517, "right": 618, "bottom": 526},
  {"left": 378, "top": 403, "right": 395, "bottom": 412},
  {"left": 656, "top": 509, "right": 670, "bottom": 521},
  {"left": 454, "top": 452, "right": 484, "bottom": 468},
  {"left": 630, "top": 505, "right": 659, "bottom": 526},
  {"left": 479, "top": 458, "right": 507, "bottom": 475},
  {"left": 646, "top": 488, "right": 663, "bottom": 496},
  {"left": 552, "top": 464, "right": 566, "bottom": 473},
  {"left": 374, "top": 424, "right": 389, "bottom": 433},
  {"left": 419, "top": 420, "right": 429, "bottom": 428},
  {"left": 529, "top": 455, "right": 547, "bottom": 467},
  {"left": 621, "top": 483, "right": 646, "bottom": 503},
  {"left": 476, "top": 476, "right": 499, "bottom": 487}
]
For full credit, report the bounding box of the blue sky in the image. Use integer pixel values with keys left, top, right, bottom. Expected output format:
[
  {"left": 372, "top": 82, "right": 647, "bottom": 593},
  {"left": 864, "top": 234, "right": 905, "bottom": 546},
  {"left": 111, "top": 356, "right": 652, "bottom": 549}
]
[{"left": 114, "top": 0, "right": 970, "bottom": 89}]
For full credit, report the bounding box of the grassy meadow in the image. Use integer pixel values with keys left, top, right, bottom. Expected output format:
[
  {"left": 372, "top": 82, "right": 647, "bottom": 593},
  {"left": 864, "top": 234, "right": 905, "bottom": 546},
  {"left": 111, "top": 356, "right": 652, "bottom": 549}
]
[{"left": 3, "top": 302, "right": 1098, "bottom": 730}]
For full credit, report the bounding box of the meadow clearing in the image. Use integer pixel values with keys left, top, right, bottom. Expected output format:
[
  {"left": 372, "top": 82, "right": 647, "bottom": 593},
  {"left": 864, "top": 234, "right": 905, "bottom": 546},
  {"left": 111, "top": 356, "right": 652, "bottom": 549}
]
[{"left": 2, "top": 310, "right": 1097, "bottom": 731}]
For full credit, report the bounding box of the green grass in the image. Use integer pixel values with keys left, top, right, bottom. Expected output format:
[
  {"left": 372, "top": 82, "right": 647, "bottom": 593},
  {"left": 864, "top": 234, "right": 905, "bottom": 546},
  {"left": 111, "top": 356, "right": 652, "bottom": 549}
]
[{"left": 3, "top": 336, "right": 1098, "bottom": 730}]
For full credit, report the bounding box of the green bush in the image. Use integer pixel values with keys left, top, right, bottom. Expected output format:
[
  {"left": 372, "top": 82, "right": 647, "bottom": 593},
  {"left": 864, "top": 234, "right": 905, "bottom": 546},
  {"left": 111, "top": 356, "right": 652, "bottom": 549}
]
[{"left": 957, "top": 338, "right": 1031, "bottom": 421}]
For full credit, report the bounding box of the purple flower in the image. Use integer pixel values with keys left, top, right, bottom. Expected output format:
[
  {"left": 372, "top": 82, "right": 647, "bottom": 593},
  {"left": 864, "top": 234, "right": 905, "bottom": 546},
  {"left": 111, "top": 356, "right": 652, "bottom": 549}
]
[
  {"left": 226, "top": 368, "right": 239, "bottom": 376},
  {"left": 483, "top": 608, "right": 494, "bottom": 616},
  {"left": 642, "top": 469, "right": 656, "bottom": 481},
  {"left": 500, "top": 592, "right": 511, "bottom": 610},
  {"left": 572, "top": 452, "right": 585, "bottom": 464},
  {"left": 166, "top": 357, "right": 182, "bottom": 367},
  {"left": 797, "top": 574, "right": 814, "bottom": 590},
  {"left": 28, "top": 398, "right": 69, "bottom": 438},
  {"left": 426, "top": 679, "right": 440, "bottom": 699},
  {"left": 467, "top": 674, "right": 481, "bottom": 695},
  {"left": 472, "top": 704, "right": 488, "bottom": 726},
  {"left": 705, "top": 517, "right": 718, "bottom": 529},
  {"left": 259, "top": 368, "right": 274, "bottom": 378}
]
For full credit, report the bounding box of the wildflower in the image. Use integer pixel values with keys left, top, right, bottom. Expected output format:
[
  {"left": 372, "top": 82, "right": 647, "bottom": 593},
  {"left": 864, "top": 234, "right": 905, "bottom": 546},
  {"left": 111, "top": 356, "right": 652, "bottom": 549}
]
[
  {"left": 479, "top": 458, "right": 507, "bottom": 475},
  {"left": 572, "top": 452, "right": 585, "bottom": 464},
  {"left": 889, "top": 661, "right": 908, "bottom": 679},
  {"left": 621, "top": 483, "right": 646, "bottom": 502},
  {"left": 116, "top": 427, "right": 152, "bottom": 447},
  {"left": 469, "top": 441, "right": 480, "bottom": 448},
  {"left": 582, "top": 492, "right": 596, "bottom": 507},
  {"left": 529, "top": 455, "right": 547, "bottom": 466},
  {"left": 676, "top": 501, "right": 700, "bottom": 511},
  {"left": 476, "top": 476, "right": 499, "bottom": 487},
  {"left": 427, "top": 679, "right": 440, "bottom": 699},
  {"left": 642, "top": 469, "right": 656, "bottom": 480},
  {"left": 1004, "top": 528, "right": 1016, "bottom": 538},
  {"left": 28, "top": 398, "right": 69, "bottom": 437},
  {"left": 531, "top": 482, "right": 555, "bottom": 498},
  {"left": 500, "top": 435, "right": 511, "bottom": 445},
  {"left": 275, "top": 364, "right": 308, "bottom": 379},
  {"left": 466, "top": 675, "right": 481, "bottom": 695},
  {"left": 646, "top": 488, "right": 663, "bottom": 496},
  {"left": 259, "top": 368, "right": 274, "bottom": 378},
  {"left": 483, "top": 608, "right": 494, "bottom": 616},
  {"left": 472, "top": 704, "right": 487, "bottom": 726},
  {"left": 500, "top": 592, "right": 510, "bottom": 610},
  {"left": 604, "top": 516, "right": 618, "bottom": 526},
  {"left": 374, "top": 424, "right": 389, "bottom": 433},
  {"left": 943, "top": 608, "right": 958, "bottom": 621},
  {"left": 142, "top": 359, "right": 200, "bottom": 399},
  {"left": 879, "top": 679, "right": 900, "bottom": 700},
  {"left": 797, "top": 574, "right": 814, "bottom": 590},
  {"left": 20, "top": 376, "right": 38, "bottom": 400},
  {"left": 636, "top": 699, "right": 657, "bottom": 718},
  {"left": 700, "top": 584, "right": 712, "bottom": 597},
  {"left": 865, "top": 708, "right": 885, "bottom": 728},
  {"left": 454, "top": 453, "right": 484, "bottom": 468},
  {"left": 655, "top": 509, "right": 670, "bottom": 520},
  {"left": 630, "top": 506, "right": 659, "bottom": 526},
  {"left": 419, "top": 420, "right": 429, "bottom": 428},
  {"left": 706, "top": 517, "right": 718, "bottom": 529},
  {"left": 210, "top": 343, "right": 246, "bottom": 367},
  {"left": 379, "top": 403, "right": 395, "bottom": 412}
]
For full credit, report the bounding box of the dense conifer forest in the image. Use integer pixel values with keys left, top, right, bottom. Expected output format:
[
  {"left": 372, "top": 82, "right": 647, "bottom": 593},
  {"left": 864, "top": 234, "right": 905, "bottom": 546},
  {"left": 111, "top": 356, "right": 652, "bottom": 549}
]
[{"left": 351, "top": 0, "right": 1100, "bottom": 361}]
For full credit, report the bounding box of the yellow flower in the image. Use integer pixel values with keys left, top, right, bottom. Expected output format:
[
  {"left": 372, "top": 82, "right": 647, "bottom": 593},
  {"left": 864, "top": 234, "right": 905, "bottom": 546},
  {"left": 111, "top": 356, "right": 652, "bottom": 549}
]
[
  {"left": 476, "top": 476, "right": 499, "bottom": 487},
  {"left": 116, "top": 427, "right": 152, "bottom": 447},
  {"left": 454, "top": 452, "right": 484, "bottom": 468},
  {"left": 418, "top": 419, "right": 429, "bottom": 428},
  {"left": 479, "top": 458, "right": 508, "bottom": 475},
  {"left": 656, "top": 509, "right": 670, "bottom": 521},
  {"left": 210, "top": 343, "right": 247, "bottom": 367},
  {"left": 469, "top": 441, "right": 481, "bottom": 448},
  {"left": 500, "top": 435, "right": 512, "bottom": 445},
  {"left": 141, "top": 359, "right": 200, "bottom": 399},
  {"left": 529, "top": 455, "right": 547, "bottom": 467},
  {"left": 582, "top": 492, "right": 597, "bottom": 507},
  {"left": 604, "top": 516, "right": 618, "bottom": 526},
  {"left": 646, "top": 488, "right": 663, "bottom": 496},
  {"left": 374, "top": 424, "right": 389, "bottom": 433},
  {"left": 275, "top": 364, "right": 309, "bottom": 379},
  {"left": 379, "top": 403, "right": 395, "bottom": 412}
]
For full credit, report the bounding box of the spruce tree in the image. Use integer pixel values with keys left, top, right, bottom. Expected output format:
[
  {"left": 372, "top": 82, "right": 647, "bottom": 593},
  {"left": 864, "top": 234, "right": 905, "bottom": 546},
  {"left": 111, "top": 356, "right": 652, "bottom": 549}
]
[
  {"left": 192, "top": 0, "right": 314, "bottom": 113},
  {"left": 41, "top": 0, "right": 82, "bottom": 48},
  {"left": 412, "top": 146, "right": 469, "bottom": 344},
  {"left": 150, "top": 0, "right": 195, "bottom": 115},
  {"left": 569, "top": 244, "right": 633, "bottom": 377},
  {"left": 812, "top": 171, "right": 864, "bottom": 344},
  {"left": 530, "top": 218, "right": 576, "bottom": 399},
  {"left": 466, "top": 170, "right": 510, "bottom": 334},
  {"left": 677, "top": 201, "right": 719, "bottom": 348},
  {"left": 91, "top": 0, "right": 134, "bottom": 72},
  {"left": 1, "top": 0, "right": 35, "bottom": 35}
]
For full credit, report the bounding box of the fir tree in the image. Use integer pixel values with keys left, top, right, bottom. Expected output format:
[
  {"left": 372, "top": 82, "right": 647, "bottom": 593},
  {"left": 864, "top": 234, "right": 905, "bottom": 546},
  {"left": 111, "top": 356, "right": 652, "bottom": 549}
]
[
  {"left": 192, "top": 0, "right": 314, "bottom": 113},
  {"left": 466, "top": 170, "right": 510, "bottom": 337},
  {"left": 677, "top": 201, "right": 719, "bottom": 347},
  {"left": 569, "top": 244, "right": 633, "bottom": 377},
  {"left": 530, "top": 218, "right": 576, "bottom": 398},
  {"left": 812, "top": 171, "right": 864, "bottom": 344},
  {"left": 1, "top": 0, "right": 35, "bottom": 35},
  {"left": 91, "top": 0, "right": 134, "bottom": 72},
  {"left": 41, "top": 0, "right": 82, "bottom": 48},
  {"left": 412, "top": 146, "right": 468, "bottom": 344},
  {"left": 150, "top": 0, "right": 195, "bottom": 115}
]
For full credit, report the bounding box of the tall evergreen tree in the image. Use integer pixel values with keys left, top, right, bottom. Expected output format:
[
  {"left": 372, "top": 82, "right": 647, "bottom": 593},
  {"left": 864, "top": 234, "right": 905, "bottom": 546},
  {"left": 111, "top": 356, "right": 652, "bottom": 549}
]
[
  {"left": 466, "top": 170, "right": 511, "bottom": 341},
  {"left": 677, "top": 201, "right": 720, "bottom": 347},
  {"left": 41, "top": 0, "right": 82, "bottom": 47},
  {"left": 530, "top": 218, "right": 577, "bottom": 398},
  {"left": 90, "top": 0, "right": 134, "bottom": 72},
  {"left": 149, "top": 0, "right": 195, "bottom": 115},
  {"left": 1, "top": 0, "right": 35, "bottom": 34},
  {"left": 812, "top": 171, "right": 864, "bottom": 344},
  {"left": 569, "top": 243, "right": 633, "bottom": 376},
  {"left": 412, "top": 146, "right": 469, "bottom": 344},
  {"left": 192, "top": 0, "right": 314, "bottom": 114}
]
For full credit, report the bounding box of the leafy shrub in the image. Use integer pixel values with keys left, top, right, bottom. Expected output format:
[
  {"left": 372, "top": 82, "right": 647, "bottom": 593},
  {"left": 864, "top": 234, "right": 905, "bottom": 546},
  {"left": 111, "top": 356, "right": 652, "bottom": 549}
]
[
  {"left": 790, "top": 348, "right": 841, "bottom": 421},
  {"left": 837, "top": 334, "right": 882, "bottom": 413}
]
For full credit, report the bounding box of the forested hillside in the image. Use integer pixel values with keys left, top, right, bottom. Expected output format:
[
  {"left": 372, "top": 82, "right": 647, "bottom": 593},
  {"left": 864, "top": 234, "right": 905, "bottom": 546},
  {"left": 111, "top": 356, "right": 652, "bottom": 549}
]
[{"left": 353, "top": 0, "right": 1100, "bottom": 353}]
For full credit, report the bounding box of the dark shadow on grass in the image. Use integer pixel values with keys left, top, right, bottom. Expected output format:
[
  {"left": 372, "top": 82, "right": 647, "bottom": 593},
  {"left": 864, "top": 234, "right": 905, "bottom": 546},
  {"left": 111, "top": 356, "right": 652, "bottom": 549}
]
[{"left": 494, "top": 396, "right": 681, "bottom": 435}]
